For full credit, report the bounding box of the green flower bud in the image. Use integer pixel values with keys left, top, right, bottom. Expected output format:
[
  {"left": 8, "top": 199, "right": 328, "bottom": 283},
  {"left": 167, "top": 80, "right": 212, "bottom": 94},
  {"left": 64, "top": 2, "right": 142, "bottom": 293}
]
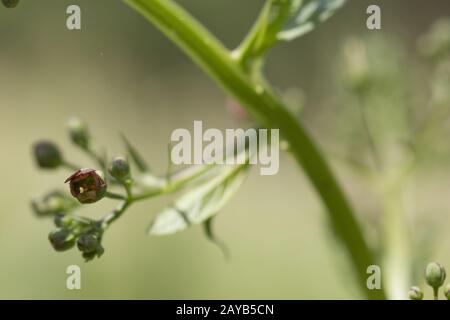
[
  {"left": 341, "top": 38, "right": 372, "bottom": 94},
  {"left": 408, "top": 286, "right": 424, "bottom": 300},
  {"left": 68, "top": 118, "right": 90, "bottom": 149},
  {"left": 2, "top": 0, "right": 19, "bottom": 8},
  {"left": 65, "top": 168, "right": 107, "bottom": 204},
  {"left": 77, "top": 233, "right": 100, "bottom": 253},
  {"left": 425, "top": 262, "right": 446, "bottom": 289},
  {"left": 78, "top": 233, "right": 104, "bottom": 262},
  {"left": 109, "top": 156, "right": 131, "bottom": 182},
  {"left": 53, "top": 213, "right": 79, "bottom": 228},
  {"left": 33, "top": 141, "right": 63, "bottom": 169},
  {"left": 445, "top": 283, "right": 450, "bottom": 300},
  {"left": 48, "top": 228, "right": 75, "bottom": 252}
]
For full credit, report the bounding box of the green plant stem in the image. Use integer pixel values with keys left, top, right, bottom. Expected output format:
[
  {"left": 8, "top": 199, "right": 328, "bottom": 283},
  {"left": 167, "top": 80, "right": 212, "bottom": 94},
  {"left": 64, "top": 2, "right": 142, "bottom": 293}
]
[
  {"left": 356, "top": 95, "right": 382, "bottom": 171},
  {"left": 101, "top": 200, "right": 132, "bottom": 228},
  {"left": 433, "top": 287, "right": 439, "bottom": 300},
  {"left": 235, "top": 0, "right": 293, "bottom": 70},
  {"left": 105, "top": 191, "right": 127, "bottom": 200},
  {"left": 378, "top": 160, "right": 414, "bottom": 300},
  {"left": 80, "top": 145, "right": 107, "bottom": 170},
  {"left": 62, "top": 161, "right": 79, "bottom": 171},
  {"left": 124, "top": 0, "right": 385, "bottom": 299},
  {"left": 100, "top": 163, "right": 218, "bottom": 228},
  {"left": 379, "top": 180, "right": 410, "bottom": 299}
]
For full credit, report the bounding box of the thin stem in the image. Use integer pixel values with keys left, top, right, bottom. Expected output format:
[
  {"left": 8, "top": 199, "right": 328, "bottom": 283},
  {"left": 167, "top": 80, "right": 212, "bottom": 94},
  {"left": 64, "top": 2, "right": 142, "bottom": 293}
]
[
  {"left": 85, "top": 147, "right": 107, "bottom": 170},
  {"left": 234, "top": 0, "right": 271, "bottom": 67},
  {"left": 356, "top": 95, "right": 382, "bottom": 171},
  {"left": 101, "top": 200, "right": 132, "bottom": 229},
  {"left": 434, "top": 287, "right": 439, "bottom": 300},
  {"left": 105, "top": 191, "right": 127, "bottom": 200},
  {"left": 125, "top": 0, "right": 385, "bottom": 299},
  {"left": 62, "top": 160, "right": 79, "bottom": 171},
  {"left": 235, "top": 0, "right": 294, "bottom": 71}
]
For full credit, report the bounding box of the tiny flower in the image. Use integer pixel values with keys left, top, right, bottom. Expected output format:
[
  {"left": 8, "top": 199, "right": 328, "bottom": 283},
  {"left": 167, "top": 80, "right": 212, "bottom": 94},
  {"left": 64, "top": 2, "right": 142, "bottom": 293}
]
[
  {"left": 33, "top": 141, "right": 63, "bottom": 169},
  {"left": 77, "top": 232, "right": 101, "bottom": 254},
  {"left": 48, "top": 228, "right": 75, "bottom": 252},
  {"left": 68, "top": 118, "right": 90, "bottom": 149},
  {"left": 444, "top": 283, "right": 450, "bottom": 300},
  {"left": 65, "top": 168, "right": 107, "bottom": 204},
  {"left": 109, "top": 156, "right": 131, "bottom": 182},
  {"left": 425, "top": 262, "right": 446, "bottom": 289},
  {"left": 2, "top": 0, "right": 19, "bottom": 8},
  {"left": 408, "top": 286, "right": 424, "bottom": 300}
]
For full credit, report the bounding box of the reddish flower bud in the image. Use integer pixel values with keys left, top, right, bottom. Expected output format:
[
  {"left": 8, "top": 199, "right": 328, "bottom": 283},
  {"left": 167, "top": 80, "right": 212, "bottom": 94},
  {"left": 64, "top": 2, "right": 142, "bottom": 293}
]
[{"left": 65, "top": 168, "right": 107, "bottom": 204}]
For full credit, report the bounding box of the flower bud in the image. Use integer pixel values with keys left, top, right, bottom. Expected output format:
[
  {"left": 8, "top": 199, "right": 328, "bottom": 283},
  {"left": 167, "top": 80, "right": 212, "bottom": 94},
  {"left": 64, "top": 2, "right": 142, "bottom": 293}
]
[
  {"left": 342, "top": 38, "right": 371, "bottom": 94},
  {"left": 33, "top": 141, "right": 63, "bottom": 169},
  {"left": 445, "top": 283, "right": 450, "bottom": 300},
  {"left": 68, "top": 118, "right": 90, "bottom": 149},
  {"left": 2, "top": 0, "right": 19, "bottom": 8},
  {"left": 425, "top": 262, "right": 446, "bottom": 289},
  {"left": 77, "top": 233, "right": 100, "bottom": 253},
  {"left": 65, "top": 168, "right": 107, "bottom": 204},
  {"left": 109, "top": 156, "right": 131, "bottom": 182},
  {"left": 408, "top": 286, "right": 424, "bottom": 300},
  {"left": 53, "top": 213, "right": 76, "bottom": 228},
  {"left": 48, "top": 228, "right": 75, "bottom": 252}
]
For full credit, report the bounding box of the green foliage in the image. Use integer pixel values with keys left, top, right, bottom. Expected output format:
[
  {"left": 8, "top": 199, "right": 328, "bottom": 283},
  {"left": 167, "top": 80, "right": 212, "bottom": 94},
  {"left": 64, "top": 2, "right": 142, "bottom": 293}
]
[
  {"left": 121, "top": 134, "right": 151, "bottom": 173},
  {"left": 278, "top": 0, "right": 346, "bottom": 41},
  {"left": 125, "top": 0, "right": 383, "bottom": 299},
  {"left": 148, "top": 162, "right": 249, "bottom": 235},
  {"left": 237, "top": 0, "right": 347, "bottom": 69}
]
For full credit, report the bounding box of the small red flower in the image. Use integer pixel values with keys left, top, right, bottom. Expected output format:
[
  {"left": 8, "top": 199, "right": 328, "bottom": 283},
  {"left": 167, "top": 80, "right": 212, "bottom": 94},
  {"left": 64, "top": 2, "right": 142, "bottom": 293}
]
[{"left": 65, "top": 168, "right": 107, "bottom": 204}]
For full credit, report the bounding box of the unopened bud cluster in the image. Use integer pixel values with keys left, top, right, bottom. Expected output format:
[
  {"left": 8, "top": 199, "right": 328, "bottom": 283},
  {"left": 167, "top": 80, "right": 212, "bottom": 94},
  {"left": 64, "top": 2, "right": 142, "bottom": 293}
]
[
  {"left": 32, "top": 118, "right": 141, "bottom": 262},
  {"left": 409, "top": 262, "right": 449, "bottom": 300},
  {"left": 48, "top": 214, "right": 104, "bottom": 261}
]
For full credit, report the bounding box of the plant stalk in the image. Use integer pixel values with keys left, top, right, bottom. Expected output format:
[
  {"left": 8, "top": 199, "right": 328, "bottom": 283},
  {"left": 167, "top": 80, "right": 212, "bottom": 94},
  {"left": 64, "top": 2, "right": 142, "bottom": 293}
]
[{"left": 124, "top": 0, "right": 385, "bottom": 299}]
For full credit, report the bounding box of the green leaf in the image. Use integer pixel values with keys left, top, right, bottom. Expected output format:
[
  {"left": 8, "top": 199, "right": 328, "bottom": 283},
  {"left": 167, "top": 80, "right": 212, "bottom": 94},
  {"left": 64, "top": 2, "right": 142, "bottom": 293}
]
[
  {"left": 121, "top": 134, "right": 151, "bottom": 173},
  {"left": 278, "top": 0, "right": 346, "bottom": 41},
  {"left": 203, "top": 217, "right": 230, "bottom": 259},
  {"left": 148, "top": 163, "right": 249, "bottom": 235}
]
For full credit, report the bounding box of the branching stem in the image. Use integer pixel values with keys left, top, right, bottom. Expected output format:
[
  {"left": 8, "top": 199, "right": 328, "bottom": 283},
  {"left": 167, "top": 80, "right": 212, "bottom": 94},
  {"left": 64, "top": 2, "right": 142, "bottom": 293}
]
[{"left": 124, "top": 0, "right": 386, "bottom": 299}]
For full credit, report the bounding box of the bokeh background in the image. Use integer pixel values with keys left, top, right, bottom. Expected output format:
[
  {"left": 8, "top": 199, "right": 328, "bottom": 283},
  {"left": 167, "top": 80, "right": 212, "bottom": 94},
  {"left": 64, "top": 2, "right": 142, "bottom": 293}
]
[{"left": 0, "top": 0, "right": 449, "bottom": 299}]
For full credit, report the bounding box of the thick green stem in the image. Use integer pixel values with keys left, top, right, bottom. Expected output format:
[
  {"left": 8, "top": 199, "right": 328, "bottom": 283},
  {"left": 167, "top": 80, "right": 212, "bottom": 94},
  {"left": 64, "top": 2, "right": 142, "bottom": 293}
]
[
  {"left": 378, "top": 161, "right": 414, "bottom": 299},
  {"left": 124, "top": 0, "right": 385, "bottom": 299},
  {"left": 380, "top": 181, "right": 410, "bottom": 299}
]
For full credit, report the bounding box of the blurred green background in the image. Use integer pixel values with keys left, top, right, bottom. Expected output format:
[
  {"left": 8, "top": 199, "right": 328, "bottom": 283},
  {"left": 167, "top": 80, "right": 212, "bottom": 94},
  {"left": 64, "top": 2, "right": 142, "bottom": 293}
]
[{"left": 0, "top": 0, "right": 449, "bottom": 299}]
